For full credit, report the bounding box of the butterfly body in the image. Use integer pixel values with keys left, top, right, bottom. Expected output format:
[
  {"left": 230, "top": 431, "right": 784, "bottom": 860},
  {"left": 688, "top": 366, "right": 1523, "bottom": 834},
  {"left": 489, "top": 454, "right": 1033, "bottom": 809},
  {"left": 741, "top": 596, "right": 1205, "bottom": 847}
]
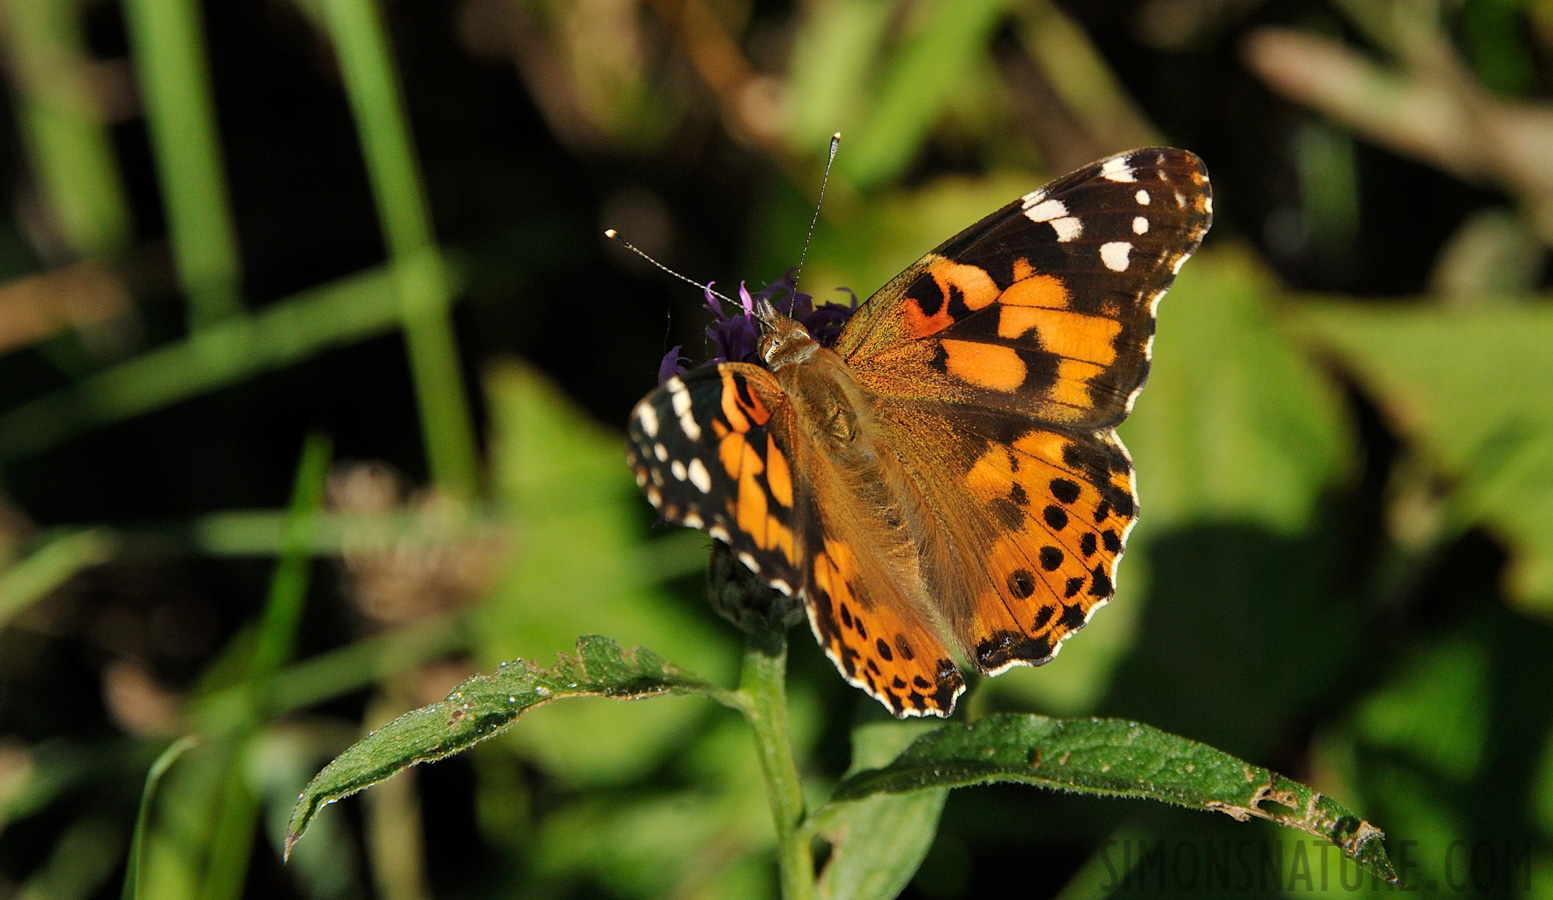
[{"left": 628, "top": 148, "right": 1212, "bottom": 717}]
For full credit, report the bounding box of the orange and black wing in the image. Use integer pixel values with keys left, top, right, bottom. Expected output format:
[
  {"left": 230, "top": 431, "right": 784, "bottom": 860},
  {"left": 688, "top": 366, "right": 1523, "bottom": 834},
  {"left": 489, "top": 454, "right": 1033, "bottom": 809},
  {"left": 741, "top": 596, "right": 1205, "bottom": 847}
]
[
  {"left": 627, "top": 364, "right": 806, "bottom": 595},
  {"left": 844, "top": 148, "right": 1212, "bottom": 674},
  {"left": 878, "top": 401, "right": 1139, "bottom": 675},
  {"left": 836, "top": 147, "right": 1211, "bottom": 430}
]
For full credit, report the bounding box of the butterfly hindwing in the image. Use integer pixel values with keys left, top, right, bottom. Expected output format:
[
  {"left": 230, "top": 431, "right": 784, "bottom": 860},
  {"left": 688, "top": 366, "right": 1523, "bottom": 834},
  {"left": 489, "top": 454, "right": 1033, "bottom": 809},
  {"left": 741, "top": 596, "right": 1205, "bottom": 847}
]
[
  {"left": 799, "top": 523, "right": 967, "bottom": 717},
  {"left": 837, "top": 148, "right": 1211, "bottom": 429},
  {"left": 877, "top": 401, "right": 1137, "bottom": 674}
]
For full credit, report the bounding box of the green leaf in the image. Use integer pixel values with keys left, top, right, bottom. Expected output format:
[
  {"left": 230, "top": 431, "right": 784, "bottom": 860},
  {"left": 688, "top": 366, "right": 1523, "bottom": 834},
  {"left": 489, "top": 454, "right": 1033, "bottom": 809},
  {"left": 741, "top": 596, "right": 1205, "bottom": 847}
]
[
  {"left": 484, "top": 361, "right": 739, "bottom": 784},
  {"left": 1296, "top": 299, "right": 1553, "bottom": 615},
  {"left": 285, "top": 636, "right": 733, "bottom": 855},
  {"left": 831, "top": 714, "right": 1399, "bottom": 884},
  {"left": 1124, "top": 246, "right": 1352, "bottom": 534},
  {"left": 814, "top": 720, "right": 947, "bottom": 900}
]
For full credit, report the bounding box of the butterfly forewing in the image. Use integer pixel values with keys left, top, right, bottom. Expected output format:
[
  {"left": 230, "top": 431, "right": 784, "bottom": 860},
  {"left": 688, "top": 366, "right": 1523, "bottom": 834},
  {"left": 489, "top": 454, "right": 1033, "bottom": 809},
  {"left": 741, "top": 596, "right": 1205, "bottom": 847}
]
[
  {"left": 628, "top": 363, "right": 808, "bottom": 597},
  {"left": 837, "top": 148, "right": 1211, "bottom": 430}
]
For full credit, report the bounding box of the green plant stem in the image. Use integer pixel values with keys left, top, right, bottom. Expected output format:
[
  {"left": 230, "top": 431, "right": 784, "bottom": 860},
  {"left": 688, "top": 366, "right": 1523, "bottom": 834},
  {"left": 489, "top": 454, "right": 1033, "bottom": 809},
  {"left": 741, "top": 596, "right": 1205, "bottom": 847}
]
[{"left": 736, "top": 634, "right": 815, "bottom": 900}]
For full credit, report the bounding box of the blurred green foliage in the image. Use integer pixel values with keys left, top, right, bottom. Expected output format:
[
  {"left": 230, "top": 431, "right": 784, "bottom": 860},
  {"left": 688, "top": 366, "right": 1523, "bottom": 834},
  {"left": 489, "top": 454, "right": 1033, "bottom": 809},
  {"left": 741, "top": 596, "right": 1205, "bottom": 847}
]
[{"left": 0, "top": 0, "right": 1548, "bottom": 898}]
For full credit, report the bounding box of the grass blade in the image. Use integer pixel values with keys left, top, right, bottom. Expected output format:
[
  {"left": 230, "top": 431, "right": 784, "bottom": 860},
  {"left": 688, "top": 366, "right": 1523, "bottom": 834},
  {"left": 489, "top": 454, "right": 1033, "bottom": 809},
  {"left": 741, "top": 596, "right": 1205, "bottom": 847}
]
[
  {"left": 0, "top": 262, "right": 425, "bottom": 461},
  {"left": 198, "top": 436, "right": 331, "bottom": 900},
  {"left": 317, "top": 0, "right": 479, "bottom": 500},
  {"left": 3, "top": 0, "right": 132, "bottom": 257},
  {"left": 123, "top": 737, "right": 199, "bottom": 900},
  {"left": 122, "top": 0, "right": 243, "bottom": 327},
  {"left": 0, "top": 529, "right": 115, "bottom": 631}
]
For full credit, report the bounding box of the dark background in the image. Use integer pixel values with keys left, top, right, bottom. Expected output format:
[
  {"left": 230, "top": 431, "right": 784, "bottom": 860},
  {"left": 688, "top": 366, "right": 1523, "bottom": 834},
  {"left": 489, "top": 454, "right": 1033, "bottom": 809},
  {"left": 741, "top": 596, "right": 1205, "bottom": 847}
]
[{"left": 0, "top": 0, "right": 1549, "bottom": 897}]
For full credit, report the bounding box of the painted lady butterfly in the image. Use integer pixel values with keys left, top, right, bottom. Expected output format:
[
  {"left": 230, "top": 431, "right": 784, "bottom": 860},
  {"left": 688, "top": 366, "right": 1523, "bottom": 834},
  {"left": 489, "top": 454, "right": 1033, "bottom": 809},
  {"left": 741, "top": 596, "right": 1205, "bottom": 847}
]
[{"left": 627, "top": 148, "right": 1212, "bottom": 717}]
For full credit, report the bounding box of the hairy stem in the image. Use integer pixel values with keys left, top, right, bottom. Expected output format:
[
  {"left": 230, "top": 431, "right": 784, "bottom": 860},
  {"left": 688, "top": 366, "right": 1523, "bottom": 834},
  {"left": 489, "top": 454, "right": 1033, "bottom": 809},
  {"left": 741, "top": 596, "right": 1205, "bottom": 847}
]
[{"left": 738, "top": 633, "right": 815, "bottom": 900}]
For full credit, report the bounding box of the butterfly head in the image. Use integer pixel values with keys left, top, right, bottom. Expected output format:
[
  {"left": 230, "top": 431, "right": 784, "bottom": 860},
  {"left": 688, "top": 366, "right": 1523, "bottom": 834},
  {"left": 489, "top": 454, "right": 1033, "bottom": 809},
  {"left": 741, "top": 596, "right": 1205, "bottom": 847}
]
[{"left": 756, "top": 305, "right": 820, "bottom": 371}]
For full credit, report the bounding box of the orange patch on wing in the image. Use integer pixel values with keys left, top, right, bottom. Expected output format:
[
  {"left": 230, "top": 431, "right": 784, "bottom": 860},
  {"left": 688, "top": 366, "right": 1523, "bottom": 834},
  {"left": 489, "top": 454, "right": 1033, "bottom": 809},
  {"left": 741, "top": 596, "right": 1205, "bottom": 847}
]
[
  {"left": 1034, "top": 310, "right": 1122, "bottom": 365},
  {"left": 1000, "top": 274, "right": 1068, "bottom": 309},
  {"left": 904, "top": 301, "right": 954, "bottom": 339},
  {"left": 763, "top": 516, "right": 796, "bottom": 564},
  {"left": 984, "top": 533, "right": 1055, "bottom": 623},
  {"left": 1013, "top": 429, "right": 1070, "bottom": 466},
  {"left": 930, "top": 259, "right": 1000, "bottom": 310},
  {"left": 719, "top": 368, "right": 771, "bottom": 431},
  {"left": 903, "top": 259, "right": 1001, "bottom": 339},
  {"left": 718, "top": 434, "right": 747, "bottom": 478},
  {"left": 996, "top": 306, "right": 1043, "bottom": 340},
  {"left": 965, "top": 444, "right": 1017, "bottom": 498},
  {"left": 1051, "top": 359, "right": 1104, "bottom": 408},
  {"left": 940, "top": 340, "right": 1026, "bottom": 392},
  {"left": 997, "top": 276, "right": 1072, "bottom": 340},
  {"left": 813, "top": 538, "right": 964, "bottom": 717},
  {"left": 815, "top": 539, "right": 860, "bottom": 606},
  {"left": 734, "top": 441, "right": 767, "bottom": 534},
  {"left": 764, "top": 435, "right": 794, "bottom": 508},
  {"left": 1011, "top": 257, "right": 1036, "bottom": 281},
  {"left": 727, "top": 437, "right": 796, "bottom": 562}
]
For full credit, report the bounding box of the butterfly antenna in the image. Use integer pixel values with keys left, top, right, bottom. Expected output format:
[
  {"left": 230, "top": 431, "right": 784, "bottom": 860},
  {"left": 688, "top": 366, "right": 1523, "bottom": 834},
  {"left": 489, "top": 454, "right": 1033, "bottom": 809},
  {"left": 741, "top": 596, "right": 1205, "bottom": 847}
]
[
  {"left": 793, "top": 132, "right": 841, "bottom": 294},
  {"left": 605, "top": 229, "right": 737, "bottom": 306}
]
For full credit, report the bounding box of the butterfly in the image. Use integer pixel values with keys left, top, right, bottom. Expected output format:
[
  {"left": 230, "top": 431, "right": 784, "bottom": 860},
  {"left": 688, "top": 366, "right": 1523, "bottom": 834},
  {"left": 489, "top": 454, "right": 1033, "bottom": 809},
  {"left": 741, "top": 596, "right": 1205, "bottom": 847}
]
[{"left": 627, "top": 148, "right": 1211, "bottom": 717}]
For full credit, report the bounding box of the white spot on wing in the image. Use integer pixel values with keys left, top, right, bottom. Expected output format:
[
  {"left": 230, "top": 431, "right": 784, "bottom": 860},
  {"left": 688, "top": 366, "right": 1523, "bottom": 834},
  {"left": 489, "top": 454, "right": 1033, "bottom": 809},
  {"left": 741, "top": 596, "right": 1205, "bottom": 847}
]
[
  {"left": 666, "top": 376, "right": 701, "bottom": 442},
  {"left": 653, "top": 443, "right": 668, "bottom": 462},
  {"left": 738, "top": 551, "right": 760, "bottom": 573},
  {"left": 1100, "top": 241, "right": 1132, "bottom": 272},
  {"left": 1132, "top": 216, "right": 1148, "bottom": 235},
  {"left": 1023, "top": 197, "right": 1067, "bottom": 221},
  {"left": 1204, "top": 195, "right": 1214, "bottom": 215},
  {"left": 1135, "top": 189, "right": 1150, "bottom": 205},
  {"left": 770, "top": 579, "right": 792, "bottom": 596},
  {"left": 1022, "top": 196, "right": 1083, "bottom": 242},
  {"left": 1101, "top": 156, "right": 1136, "bottom": 182},
  {"left": 636, "top": 403, "right": 659, "bottom": 437},
  {"left": 687, "top": 458, "right": 712, "bottom": 493},
  {"left": 681, "top": 512, "right": 703, "bottom": 528},
  {"left": 1171, "top": 252, "right": 1191, "bottom": 275},
  {"left": 670, "top": 459, "right": 686, "bottom": 481},
  {"left": 708, "top": 525, "right": 730, "bottom": 542}
]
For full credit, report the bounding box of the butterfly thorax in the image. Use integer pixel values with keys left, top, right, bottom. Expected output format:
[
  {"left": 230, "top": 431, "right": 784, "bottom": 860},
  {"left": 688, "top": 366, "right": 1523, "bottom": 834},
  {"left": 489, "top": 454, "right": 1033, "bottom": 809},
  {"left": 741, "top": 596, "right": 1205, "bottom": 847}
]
[
  {"left": 760, "top": 314, "right": 873, "bottom": 460},
  {"left": 761, "top": 312, "right": 927, "bottom": 590}
]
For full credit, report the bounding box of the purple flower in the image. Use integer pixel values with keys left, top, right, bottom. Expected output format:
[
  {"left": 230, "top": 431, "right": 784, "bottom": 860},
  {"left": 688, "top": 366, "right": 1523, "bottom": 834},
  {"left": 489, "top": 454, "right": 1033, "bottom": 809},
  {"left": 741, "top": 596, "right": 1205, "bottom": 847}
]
[{"left": 657, "top": 270, "right": 858, "bottom": 383}]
